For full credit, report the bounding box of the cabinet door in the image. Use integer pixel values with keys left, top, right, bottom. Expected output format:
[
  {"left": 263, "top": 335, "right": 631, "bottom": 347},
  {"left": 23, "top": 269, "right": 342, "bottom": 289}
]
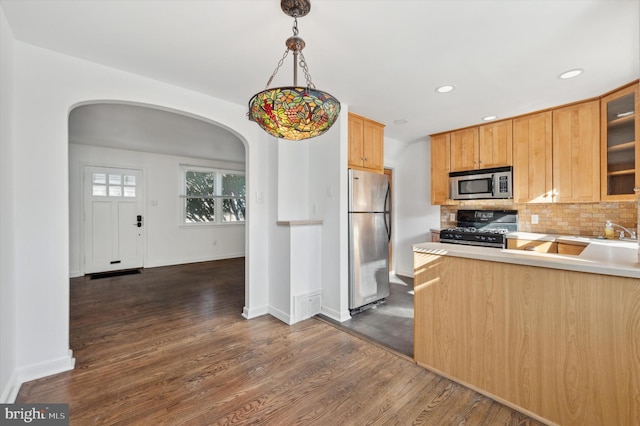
[
  {"left": 478, "top": 120, "right": 513, "bottom": 168},
  {"left": 430, "top": 133, "right": 451, "bottom": 205},
  {"left": 450, "top": 128, "right": 478, "bottom": 171},
  {"left": 348, "top": 115, "right": 365, "bottom": 169},
  {"left": 552, "top": 100, "right": 600, "bottom": 202},
  {"left": 600, "top": 82, "right": 639, "bottom": 200},
  {"left": 513, "top": 112, "right": 553, "bottom": 203},
  {"left": 362, "top": 120, "right": 384, "bottom": 172}
]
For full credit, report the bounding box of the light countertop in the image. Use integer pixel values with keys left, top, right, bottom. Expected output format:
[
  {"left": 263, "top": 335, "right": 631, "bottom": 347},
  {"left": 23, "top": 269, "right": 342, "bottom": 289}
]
[{"left": 414, "top": 236, "right": 640, "bottom": 279}]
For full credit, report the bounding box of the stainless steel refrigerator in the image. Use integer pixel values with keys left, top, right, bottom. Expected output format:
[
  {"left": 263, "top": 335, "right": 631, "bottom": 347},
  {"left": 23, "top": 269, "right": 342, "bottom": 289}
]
[{"left": 348, "top": 169, "right": 391, "bottom": 312}]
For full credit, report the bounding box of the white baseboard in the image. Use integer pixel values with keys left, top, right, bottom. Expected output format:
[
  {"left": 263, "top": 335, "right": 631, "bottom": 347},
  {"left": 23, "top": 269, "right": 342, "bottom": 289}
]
[
  {"left": 0, "top": 371, "right": 20, "bottom": 403},
  {"left": 242, "top": 304, "right": 268, "bottom": 319},
  {"left": 320, "top": 305, "right": 351, "bottom": 322},
  {"left": 1, "top": 350, "right": 75, "bottom": 403},
  {"left": 69, "top": 269, "right": 82, "bottom": 278},
  {"left": 268, "top": 306, "right": 292, "bottom": 325},
  {"left": 146, "top": 253, "right": 245, "bottom": 269}
]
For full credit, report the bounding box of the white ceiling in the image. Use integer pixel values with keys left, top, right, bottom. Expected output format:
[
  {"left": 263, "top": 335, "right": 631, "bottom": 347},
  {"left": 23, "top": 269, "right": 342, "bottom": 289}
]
[{"left": 2, "top": 0, "right": 639, "bottom": 147}]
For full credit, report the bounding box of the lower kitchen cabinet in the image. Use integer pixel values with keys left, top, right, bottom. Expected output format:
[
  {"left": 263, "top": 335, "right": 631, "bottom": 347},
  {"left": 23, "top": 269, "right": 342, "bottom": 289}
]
[{"left": 506, "top": 238, "right": 557, "bottom": 253}]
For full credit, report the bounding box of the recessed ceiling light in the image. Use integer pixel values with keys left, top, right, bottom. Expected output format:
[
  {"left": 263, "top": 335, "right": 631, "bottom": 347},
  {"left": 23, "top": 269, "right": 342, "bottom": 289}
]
[
  {"left": 393, "top": 119, "right": 408, "bottom": 125},
  {"left": 482, "top": 115, "right": 497, "bottom": 121},
  {"left": 559, "top": 69, "right": 583, "bottom": 79},
  {"left": 435, "top": 85, "right": 455, "bottom": 93}
]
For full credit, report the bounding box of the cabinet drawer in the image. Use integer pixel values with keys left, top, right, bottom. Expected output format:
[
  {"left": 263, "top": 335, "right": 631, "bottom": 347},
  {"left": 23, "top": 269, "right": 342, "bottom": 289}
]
[
  {"left": 507, "top": 239, "right": 558, "bottom": 253},
  {"left": 557, "top": 242, "right": 587, "bottom": 255}
]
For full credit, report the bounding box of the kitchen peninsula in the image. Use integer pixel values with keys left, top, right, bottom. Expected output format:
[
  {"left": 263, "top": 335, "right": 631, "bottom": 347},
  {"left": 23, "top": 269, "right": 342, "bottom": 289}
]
[{"left": 413, "top": 238, "right": 640, "bottom": 426}]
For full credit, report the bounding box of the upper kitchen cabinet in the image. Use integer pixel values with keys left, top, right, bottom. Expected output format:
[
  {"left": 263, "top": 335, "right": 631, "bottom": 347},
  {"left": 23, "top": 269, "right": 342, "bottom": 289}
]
[
  {"left": 478, "top": 120, "right": 513, "bottom": 168},
  {"left": 348, "top": 112, "right": 385, "bottom": 173},
  {"left": 450, "top": 121, "right": 512, "bottom": 172},
  {"left": 600, "top": 82, "right": 640, "bottom": 201},
  {"left": 430, "top": 133, "right": 452, "bottom": 205},
  {"left": 450, "top": 128, "right": 479, "bottom": 172},
  {"left": 552, "top": 100, "right": 600, "bottom": 203},
  {"left": 512, "top": 111, "right": 553, "bottom": 203}
]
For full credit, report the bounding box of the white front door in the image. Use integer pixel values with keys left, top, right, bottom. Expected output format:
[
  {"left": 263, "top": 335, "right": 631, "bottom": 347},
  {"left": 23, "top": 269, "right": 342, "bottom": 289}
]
[{"left": 83, "top": 166, "right": 144, "bottom": 274}]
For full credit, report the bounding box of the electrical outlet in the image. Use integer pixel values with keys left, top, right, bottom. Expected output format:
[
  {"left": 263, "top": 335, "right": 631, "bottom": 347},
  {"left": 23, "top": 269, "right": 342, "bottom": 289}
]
[
  {"left": 449, "top": 213, "right": 456, "bottom": 222},
  {"left": 531, "top": 214, "right": 539, "bottom": 225}
]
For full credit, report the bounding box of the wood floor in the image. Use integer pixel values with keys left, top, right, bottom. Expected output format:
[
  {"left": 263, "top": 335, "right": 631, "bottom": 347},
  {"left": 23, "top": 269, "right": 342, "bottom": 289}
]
[{"left": 17, "top": 258, "right": 545, "bottom": 425}]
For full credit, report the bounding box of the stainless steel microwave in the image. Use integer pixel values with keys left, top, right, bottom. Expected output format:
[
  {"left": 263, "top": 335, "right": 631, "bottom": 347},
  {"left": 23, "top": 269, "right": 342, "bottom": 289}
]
[{"left": 449, "top": 166, "right": 513, "bottom": 200}]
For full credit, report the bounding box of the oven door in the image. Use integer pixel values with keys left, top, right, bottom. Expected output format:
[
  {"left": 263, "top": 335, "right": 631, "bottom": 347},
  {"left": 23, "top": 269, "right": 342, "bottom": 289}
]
[{"left": 450, "top": 174, "right": 494, "bottom": 200}]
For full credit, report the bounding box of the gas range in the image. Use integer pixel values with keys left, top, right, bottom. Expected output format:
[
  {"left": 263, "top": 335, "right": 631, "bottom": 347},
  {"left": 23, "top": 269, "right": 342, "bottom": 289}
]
[{"left": 439, "top": 209, "right": 518, "bottom": 248}]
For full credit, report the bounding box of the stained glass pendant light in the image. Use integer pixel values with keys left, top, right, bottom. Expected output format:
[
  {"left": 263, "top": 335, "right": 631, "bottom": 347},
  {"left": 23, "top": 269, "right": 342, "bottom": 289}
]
[{"left": 248, "top": 0, "right": 341, "bottom": 141}]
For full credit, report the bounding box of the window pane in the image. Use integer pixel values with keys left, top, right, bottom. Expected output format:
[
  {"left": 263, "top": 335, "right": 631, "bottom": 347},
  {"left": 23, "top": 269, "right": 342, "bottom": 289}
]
[
  {"left": 109, "top": 186, "right": 122, "bottom": 197},
  {"left": 109, "top": 174, "right": 122, "bottom": 185},
  {"left": 92, "top": 173, "right": 106, "bottom": 184},
  {"left": 186, "top": 198, "right": 215, "bottom": 222},
  {"left": 124, "top": 175, "right": 136, "bottom": 186},
  {"left": 93, "top": 185, "right": 107, "bottom": 196},
  {"left": 223, "top": 198, "right": 245, "bottom": 222},
  {"left": 222, "top": 174, "right": 245, "bottom": 197},
  {"left": 186, "top": 171, "right": 214, "bottom": 197},
  {"left": 123, "top": 187, "right": 136, "bottom": 197}
]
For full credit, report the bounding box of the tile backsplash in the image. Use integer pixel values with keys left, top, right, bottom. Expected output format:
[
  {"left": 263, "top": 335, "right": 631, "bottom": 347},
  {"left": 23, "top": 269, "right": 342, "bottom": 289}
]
[{"left": 441, "top": 200, "right": 637, "bottom": 238}]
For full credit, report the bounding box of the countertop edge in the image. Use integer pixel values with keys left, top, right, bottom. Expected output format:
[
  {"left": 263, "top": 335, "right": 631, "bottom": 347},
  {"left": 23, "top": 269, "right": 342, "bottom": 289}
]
[
  {"left": 413, "top": 242, "right": 640, "bottom": 279},
  {"left": 276, "top": 220, "right": 323, "bottom": 226}
]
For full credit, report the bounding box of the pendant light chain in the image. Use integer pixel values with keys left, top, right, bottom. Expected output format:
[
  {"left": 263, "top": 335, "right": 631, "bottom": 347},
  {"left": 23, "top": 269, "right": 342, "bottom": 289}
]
[
  {"left": 264, "top": 16, "right": 315, "bottom": 90},
  {"left": 265, "top": 49, "right": 290, "bottom": 89},
  {"left": 298, "top": 51, "right": 315, "bottom": 89}
]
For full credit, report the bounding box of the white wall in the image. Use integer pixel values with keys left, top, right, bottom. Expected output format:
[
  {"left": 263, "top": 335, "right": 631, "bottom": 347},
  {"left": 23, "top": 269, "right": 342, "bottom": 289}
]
[
  {"left": 309, "top": 108, "right": 349, "bottom": 321},
  {"left": 0, "top": 5, "right": 18, "bottom": 403},
  {"left": 69, "top": 143, "right": 246, "bottom": 276},
  {"left": 1, "top": 38, "right": 273, "bottom": 401},
  {"left": 269, "top": 112, "right": 347, "bottom": 322},
  {"left": 384, "top": 136, "right": 440, "bottom": 277}
]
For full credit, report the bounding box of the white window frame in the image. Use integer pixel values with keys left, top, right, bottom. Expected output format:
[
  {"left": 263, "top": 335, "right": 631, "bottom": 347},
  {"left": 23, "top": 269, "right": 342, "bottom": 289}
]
[{"left": 179, "top": 165, "right": 246, "bottom": 226}]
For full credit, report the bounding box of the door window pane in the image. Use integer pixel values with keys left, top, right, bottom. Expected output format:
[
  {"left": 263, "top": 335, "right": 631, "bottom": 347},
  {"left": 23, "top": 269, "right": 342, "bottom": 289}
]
[
  {"left": 109, "top": 174, "right": 122, "bottom": 185},
  {"left": 93, "top": 185, "right": 107, "bottom": 196},
  {"left": 109, "top": 186, "right": 122, "bottom": 197},
  {"left": 123, "top": 187, "right": 136, "bottom": 197},
  {"left": 124, "top": 175, "right": 136, "bottom": 186},
  {"left": 92, "top": 173, "right": 106, "bottom": 184}
]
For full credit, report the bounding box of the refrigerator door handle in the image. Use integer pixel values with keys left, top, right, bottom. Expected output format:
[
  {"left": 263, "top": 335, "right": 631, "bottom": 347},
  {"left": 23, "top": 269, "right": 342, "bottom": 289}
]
[{"left": 384, "top": 186, "right": 391, "bottom": 241}]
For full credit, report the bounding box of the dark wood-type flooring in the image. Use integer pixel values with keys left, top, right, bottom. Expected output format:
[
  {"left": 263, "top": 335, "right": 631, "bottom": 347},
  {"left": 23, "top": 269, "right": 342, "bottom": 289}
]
[{"left": 17, "top": 258, "right": 545, "bottom": 425}]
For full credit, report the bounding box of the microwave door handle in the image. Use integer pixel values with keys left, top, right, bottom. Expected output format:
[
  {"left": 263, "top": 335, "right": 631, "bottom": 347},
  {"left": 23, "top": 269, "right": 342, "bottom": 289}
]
[{"left": 491, "top": 175, "right": 495, "bottom": 196}]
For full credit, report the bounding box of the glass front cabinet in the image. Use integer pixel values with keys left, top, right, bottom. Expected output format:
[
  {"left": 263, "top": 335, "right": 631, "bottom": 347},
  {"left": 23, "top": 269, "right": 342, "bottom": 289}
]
[{"left": 601, "top": 82, "right": 640, "bottom": 200}]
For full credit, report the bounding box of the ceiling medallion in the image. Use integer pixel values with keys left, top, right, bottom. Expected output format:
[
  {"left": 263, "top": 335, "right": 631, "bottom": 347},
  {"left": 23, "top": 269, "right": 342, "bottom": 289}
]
[{"left": 248, "top": 0, "right": 341, "bottom": 141}]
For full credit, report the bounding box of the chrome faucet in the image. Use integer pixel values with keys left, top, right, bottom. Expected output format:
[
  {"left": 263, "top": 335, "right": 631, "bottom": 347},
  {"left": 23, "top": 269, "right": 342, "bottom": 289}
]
[{"left": 610, "top": 223, "right": 637, "bottom": 240}]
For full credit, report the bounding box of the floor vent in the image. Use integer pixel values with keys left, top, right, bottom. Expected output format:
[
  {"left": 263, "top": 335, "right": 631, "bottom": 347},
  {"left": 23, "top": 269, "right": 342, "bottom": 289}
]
[
  {"left": 294, "top": 291, "right": 322, "bottom": 322},
  {"left": 89, "top": 269, "right": 141, "bottom": 280}
]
